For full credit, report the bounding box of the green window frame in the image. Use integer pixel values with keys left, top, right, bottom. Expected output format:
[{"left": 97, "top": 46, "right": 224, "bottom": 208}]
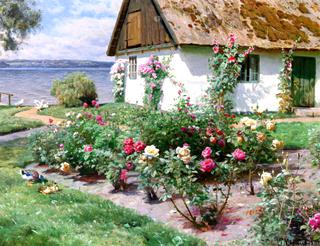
[{"left": 240, "top": 55, "right": 260, "bottom": 83}]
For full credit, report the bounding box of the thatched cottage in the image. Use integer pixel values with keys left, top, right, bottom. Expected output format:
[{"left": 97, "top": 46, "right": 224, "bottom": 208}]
[{"left": 107, "top": 0, "right": 320, "bottom": 112}]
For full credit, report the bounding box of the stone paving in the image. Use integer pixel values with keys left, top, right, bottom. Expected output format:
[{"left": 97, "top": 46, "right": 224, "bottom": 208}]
[
  {"left": 0, "top": 126, "right": 46, "bottom": 144},
  {"left": 26, "top": 149, "right": 317, "bottom": 245}
]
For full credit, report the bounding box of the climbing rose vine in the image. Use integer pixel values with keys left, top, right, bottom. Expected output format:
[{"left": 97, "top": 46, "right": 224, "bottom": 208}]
[
  {"left": 277, "top": 48, "right": 294, "bottom": 113},
  {"left": 139, "top": 55, "right": 170, "bottom": 110},
  {"left": 207, "top": 34, "right": 254, "bottom": 112},
  {"left": 110, "top": 59, "right": 127, "bottom": 103}
]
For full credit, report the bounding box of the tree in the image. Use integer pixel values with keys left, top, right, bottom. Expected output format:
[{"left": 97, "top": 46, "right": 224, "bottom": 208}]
[{"left": 0, "top": 0, "right": 41, "bottom": 51}]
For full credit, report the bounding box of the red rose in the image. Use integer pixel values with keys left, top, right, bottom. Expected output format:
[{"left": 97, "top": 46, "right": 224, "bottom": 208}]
[
  {"left": 202, "top": 147, "right": 212, "bottom": 159},
  {"left": 218, "top": 139, "right": 226, "bottom": 148},
  {"left": 210, "top": 136, "right": 217, "bottom": 144},
  {"left": 228, "top": 56, "right": 236, "bottom": 63},
  {"left": 216, "top": 129, "right": 224, "bottom": 136},
  {"left": 123, "top": 145, "right": 134, "bottom": 155},
  {"left": 134, "top": 141, "right": 146, "bottom": 153},
  {"left": 126, "top": 162, "right": 134, "bottom": 171},
  {"left": 200, "top": 159, "right": 217, "bottom": 173},
  {"left": 124, "top": 138, "right": 134, "bottom": 146}
]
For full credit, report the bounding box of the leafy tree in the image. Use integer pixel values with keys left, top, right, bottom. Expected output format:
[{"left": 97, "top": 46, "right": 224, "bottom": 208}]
[{"left": 0, "top": 0, "right": 41, "bottom": 51}]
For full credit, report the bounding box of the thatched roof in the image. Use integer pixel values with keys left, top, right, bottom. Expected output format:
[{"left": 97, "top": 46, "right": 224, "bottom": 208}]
[{"left": 108, "top": 0, "right": 320, "bottom": 56}]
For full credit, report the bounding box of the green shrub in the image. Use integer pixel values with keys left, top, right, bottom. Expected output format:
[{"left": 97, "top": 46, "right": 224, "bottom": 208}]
[
  {"left": 51, "top": 72, "right": 97, "bottom": 107},
  {"left": 309, "top": 128, "right": 320, "bottom": 166}
]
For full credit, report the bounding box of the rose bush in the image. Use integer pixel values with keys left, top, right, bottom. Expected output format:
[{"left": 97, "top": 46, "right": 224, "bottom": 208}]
[{"left": 251, "top": 156, "right": 320, "bottom": 245}]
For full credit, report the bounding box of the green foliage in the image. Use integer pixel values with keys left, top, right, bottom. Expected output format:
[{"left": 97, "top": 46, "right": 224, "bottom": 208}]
[
  {"left": 308, "top": 128, "right": 320, "bottom": 166},
  {"left": 0, "top": 0, "right": 41, "bottom": 51},
  {"left": 277, "top": 48, "right": 294, "bottom": 113},
  {"left": 51, "top": 72, "right": 97, "bottom": 107}
]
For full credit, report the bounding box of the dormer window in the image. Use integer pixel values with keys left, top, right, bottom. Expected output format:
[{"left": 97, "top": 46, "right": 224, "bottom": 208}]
[{"left": 127, "top": 11, "right": 141, "bottom": 47}]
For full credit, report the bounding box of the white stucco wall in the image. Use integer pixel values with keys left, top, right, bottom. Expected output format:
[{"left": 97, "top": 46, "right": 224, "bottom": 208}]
[{"left": 117, "top": 47, "right": 320, "bottom": 112}]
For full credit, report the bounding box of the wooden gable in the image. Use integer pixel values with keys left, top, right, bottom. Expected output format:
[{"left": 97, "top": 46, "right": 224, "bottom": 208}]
[{"left": 110, "top": 0, "right": 173, "bottom": 55}]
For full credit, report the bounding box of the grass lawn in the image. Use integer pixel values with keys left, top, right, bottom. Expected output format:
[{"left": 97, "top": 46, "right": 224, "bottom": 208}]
[
  {"left": 273, "top": 122, "right": 320, "bottom": 149},
  {"left": 38, "top": 103, "right": 142, "bottom": 119},
  {"left": 0, "top": 106, "right": 43, "bottom": 135},
  {"left": 0, "top": 140, "right": 204, "bottom": 246}
]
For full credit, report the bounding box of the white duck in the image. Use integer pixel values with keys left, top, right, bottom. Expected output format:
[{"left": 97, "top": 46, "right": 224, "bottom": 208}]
[
  {"left": 34, "top": 99, "right": 49, "bottom": 110},
  {"left": 14, "top": 99, "right": 24, "bottom": 107}
]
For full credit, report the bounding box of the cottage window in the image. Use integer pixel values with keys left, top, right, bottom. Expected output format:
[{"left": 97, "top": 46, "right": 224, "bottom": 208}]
[
  {"left": 127, "top": 11, "right": 141, "bottom": 47},
  {"left": 129, "top": 56, "right": 137, "bottom": 80},
  {"left": 240, "top": 55, "right": 260, "bottom": 83}
]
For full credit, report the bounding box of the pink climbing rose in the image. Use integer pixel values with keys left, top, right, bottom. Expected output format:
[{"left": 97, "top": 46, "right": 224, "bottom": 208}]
[{"left": 309, "top": 213, "right": 320, "bottom": 231}]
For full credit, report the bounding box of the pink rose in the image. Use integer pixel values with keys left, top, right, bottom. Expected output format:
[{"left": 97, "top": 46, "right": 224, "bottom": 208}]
[
  {"left": 59, "top": 144, "right": 64, "bottom": 149},
  {"left": 213, "top": 46, "right": 219, "bottom": 54},
  {"left": 232, "top": 148, "right": 246, "bottom": 161},
  {"left": 91, "top": 100, "right": 97, "bottom": 106},
  {"left": 96, "top": 115, "right": 103, "bottom": 122},
  {"left": 150, "top": 83, "right": 157, "bottom": 89},
  {"left": 202, "top": 147, "right": 212, "bottom": 159},
  {"left": 83, "top": 102, "right": 89, "bottom": 108},
  {"left": 126, "top": 162, "right": 134, "bottom": 171},
  {"left": 200, "top": 159, "right": 217, "bottom": 173},
  {"left": 134, "top": 141, "right": 146, "bottom": 153},
  {"left": 84, "top": 145, "right": 93, "bottom": 152},
  {"left": 123, "top": 145, "right": 135, "bottom": 155},
  {"left": 120, "top": 169, "right": 128, "bottom": 182},
  {"left": 124, "top": 138, "right": 134, "bottom": 146},
  {"left": 309, "top": 213, "right": 320, "bottom": 231}
]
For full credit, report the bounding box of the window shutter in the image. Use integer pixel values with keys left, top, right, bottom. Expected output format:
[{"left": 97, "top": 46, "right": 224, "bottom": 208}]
[{"left": 127, "top": 11, "right": 141, "bottom": 47}]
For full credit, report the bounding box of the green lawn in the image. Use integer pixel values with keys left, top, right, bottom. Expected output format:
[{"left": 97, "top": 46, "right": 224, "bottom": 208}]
[
  {"left": 38, "top": 103, "right": 142, "bottom": 119},
  {"left": 0, "top": 140, "right": 204, "bottom": 246},
  {"left": 273, "top": 122, "right": 320, "bottom": 149},
  {"left": 0, "top": 106, "right": 43, "bottom": 135}
]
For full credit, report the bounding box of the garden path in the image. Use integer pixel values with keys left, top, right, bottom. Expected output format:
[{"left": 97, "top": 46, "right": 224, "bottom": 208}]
[
  {"left": 0, "top": 126, "right": 46, "bottom": 144},
  {"left": 15, "top": 107, "right": 63, "bottom": 125},
  {"left": 275, "top": 117, "right": 320, "bottom": 123},
  {"left": 26, "top": 149, "right": 317, "bottom": 245}
]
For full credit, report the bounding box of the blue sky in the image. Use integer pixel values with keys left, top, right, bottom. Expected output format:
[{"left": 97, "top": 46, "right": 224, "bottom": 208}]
[{"left": 3, "top": 0, "right": 122, "bottom": 61}]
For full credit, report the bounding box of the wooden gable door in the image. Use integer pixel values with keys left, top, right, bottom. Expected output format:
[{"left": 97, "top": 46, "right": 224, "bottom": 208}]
[
  {"left": 292, "top": 57, "right": 316, "bottom": 107},
  {"left": 127, "top": 11, "right": 141, "bottom": 47}
]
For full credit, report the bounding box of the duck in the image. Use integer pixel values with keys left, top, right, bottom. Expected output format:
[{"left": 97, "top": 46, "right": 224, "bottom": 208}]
[
  {"left": 20, "top": 170, "right": 47, "bottom": 183},
  {"left": 14, "top": 99, "right": 24, "bottom": 107}
]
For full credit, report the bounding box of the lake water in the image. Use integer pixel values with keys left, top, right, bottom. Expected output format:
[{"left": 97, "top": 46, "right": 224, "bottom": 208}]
[{"left": 0, "top": 68, "right": 113, "bottom": 105}]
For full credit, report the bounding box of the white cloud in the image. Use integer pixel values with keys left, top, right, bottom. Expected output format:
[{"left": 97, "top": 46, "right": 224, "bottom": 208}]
[
  {"left": 1, "top": 0, "right": 122, "bottom": 61},
  {"left": 71, "top": 0, "right": 122, "bottom": 16}
]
